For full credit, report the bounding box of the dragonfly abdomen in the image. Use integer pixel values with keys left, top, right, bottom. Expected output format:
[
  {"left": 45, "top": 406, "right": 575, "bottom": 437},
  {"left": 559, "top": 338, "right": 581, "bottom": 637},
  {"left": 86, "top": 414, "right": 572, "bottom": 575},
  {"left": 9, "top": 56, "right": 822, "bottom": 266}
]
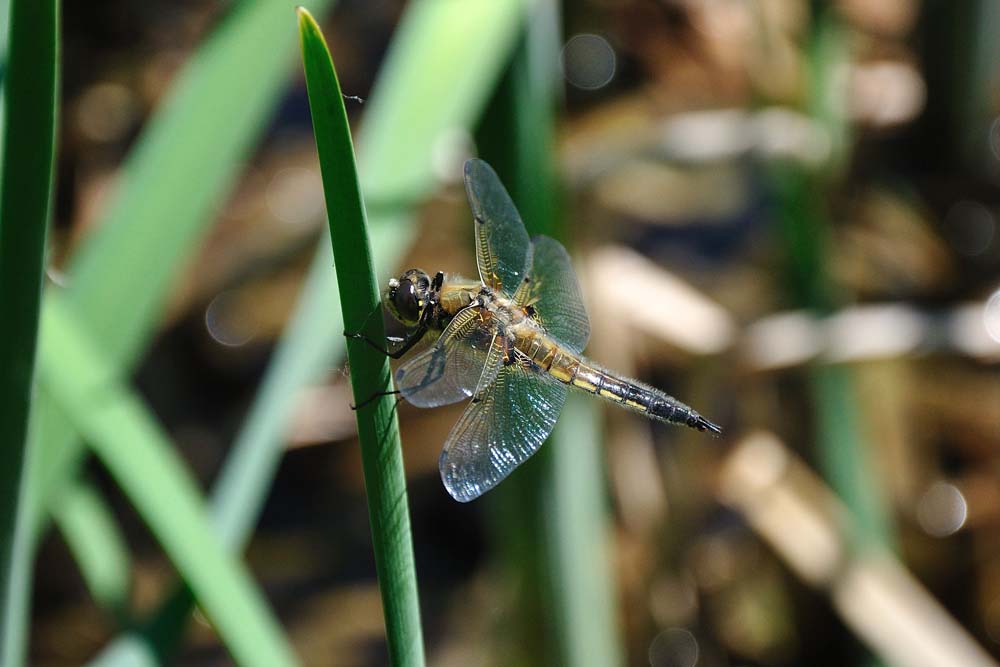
[{"left": 520, "top": 334, "right": 720, "bottom": 434}]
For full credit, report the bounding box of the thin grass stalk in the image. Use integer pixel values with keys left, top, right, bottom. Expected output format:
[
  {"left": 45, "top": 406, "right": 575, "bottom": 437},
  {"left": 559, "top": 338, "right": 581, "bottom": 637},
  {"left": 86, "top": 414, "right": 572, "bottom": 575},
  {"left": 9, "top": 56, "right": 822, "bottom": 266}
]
[
  {"left": 49, "top": 480, "right": 131, "bottom": 615},
  {"left": 0, "top": 1, "right": 58, "bottom": 664},
  {"left": 549, "top": 396, "right": 623, "bottom": 666},
  {"left": 770, "top": 7, "right": 894, "bottom": 552},
  {"left": 298, "top": 9, "right": 424, "bottom": 665},
  {"left": 475, "top": 34, "right": 559, "bottom": 665},
  {"left": 536, "top": 14, "right": 624, "bottom": 661},
  {"left": 767, "top": 20, "right": 892, "bottom": 658}
]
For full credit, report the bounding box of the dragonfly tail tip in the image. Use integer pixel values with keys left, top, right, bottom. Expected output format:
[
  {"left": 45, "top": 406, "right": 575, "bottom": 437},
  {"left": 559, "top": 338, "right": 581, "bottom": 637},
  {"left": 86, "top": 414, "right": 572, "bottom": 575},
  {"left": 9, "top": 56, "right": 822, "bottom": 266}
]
[{"left": 696, "top": 415, "right": 723, "bottom": 437}]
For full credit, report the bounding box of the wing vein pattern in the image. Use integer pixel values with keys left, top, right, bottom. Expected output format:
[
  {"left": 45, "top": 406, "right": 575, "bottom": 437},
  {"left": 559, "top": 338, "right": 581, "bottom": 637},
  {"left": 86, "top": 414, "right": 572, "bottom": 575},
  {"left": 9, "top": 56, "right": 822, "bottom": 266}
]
[
  {"left": 518, "top": 235, "right": 590, "bottom": 353},
  {"left": 440, "top": 360, "right": 568, "bottom": 502},
  {"left": 464, "top": 159, "right": 531, "bottom": 297},
  {"left": 395, "top": 306, "right": 501, "bottom": 408}
]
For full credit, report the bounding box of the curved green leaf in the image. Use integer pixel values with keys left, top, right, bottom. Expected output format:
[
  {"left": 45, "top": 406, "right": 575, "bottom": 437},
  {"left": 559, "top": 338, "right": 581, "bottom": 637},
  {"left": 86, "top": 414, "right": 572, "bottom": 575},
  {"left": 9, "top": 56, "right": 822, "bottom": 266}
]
[
  {"left": 299, "top": 9, "right": 424, "bottom": 664},
  {"left": 0, "top": 0, "right": 58, "bottom": 664}
]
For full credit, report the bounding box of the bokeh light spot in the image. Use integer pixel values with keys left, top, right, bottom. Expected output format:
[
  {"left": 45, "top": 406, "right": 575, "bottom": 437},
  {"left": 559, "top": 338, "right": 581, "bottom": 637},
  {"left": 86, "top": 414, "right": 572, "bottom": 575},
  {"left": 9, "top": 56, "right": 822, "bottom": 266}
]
[
  {"left": 561, "top": 33, "right": 616, "bottom": 90},
  {"left": 849, "top": 61, "right": 925, "bottom": 127},
  {"left": 983, "top": 291, "right": 1000, "bottom": 343},
  {"left": 916, "top": 481, "right": 967, "bottom": 538},
  {"left": 990, "top": 116, "right": 1000, "bottom": 163},
  {"left": 205, "top": 291, "right": 257, "bottom": 348},
  {"left": 649, "top": 627, "right": 699, "bottom": 667}
]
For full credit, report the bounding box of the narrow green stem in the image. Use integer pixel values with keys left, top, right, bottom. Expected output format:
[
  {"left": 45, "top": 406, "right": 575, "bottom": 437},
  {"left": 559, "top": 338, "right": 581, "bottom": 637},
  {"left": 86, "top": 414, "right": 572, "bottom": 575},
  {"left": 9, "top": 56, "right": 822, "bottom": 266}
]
[
  {"left": 0, "top": 1, "right": 59, "bottom": 664},
  {"left": 770, "top": 9, "right": 894, "bottom": 555},
  {"left": 298, "top": 9, "right": 424, "bottom": 666}
]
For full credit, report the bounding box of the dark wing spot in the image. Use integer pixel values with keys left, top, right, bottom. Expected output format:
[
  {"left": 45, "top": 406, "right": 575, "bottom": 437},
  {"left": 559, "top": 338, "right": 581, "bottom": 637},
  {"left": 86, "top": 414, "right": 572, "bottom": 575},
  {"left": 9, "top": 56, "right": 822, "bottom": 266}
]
[{"left": 524, "top": 305, "right": 537, "bottom": 318}]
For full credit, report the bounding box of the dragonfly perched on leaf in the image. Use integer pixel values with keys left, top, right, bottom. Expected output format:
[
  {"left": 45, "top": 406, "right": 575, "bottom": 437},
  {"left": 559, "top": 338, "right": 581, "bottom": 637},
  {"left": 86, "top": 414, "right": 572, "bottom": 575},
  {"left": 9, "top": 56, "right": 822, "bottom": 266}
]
[{"left": 357, "top": 158, "right": 720, "bottom": 502}]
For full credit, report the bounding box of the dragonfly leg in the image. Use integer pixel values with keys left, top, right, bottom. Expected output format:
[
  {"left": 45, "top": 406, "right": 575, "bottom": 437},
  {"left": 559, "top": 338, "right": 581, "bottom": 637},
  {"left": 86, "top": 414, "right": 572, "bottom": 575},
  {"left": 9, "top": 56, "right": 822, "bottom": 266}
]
[
  {"left": 343, "top": 303, "right": 392, "bottom": 354},
  {"left": 351, "top": 388, "right": 402, "bottom": 411},
  {"left": 346, "top": 297, "right": 432, "bottom": 358},
  {"left": 344, "top": 330, "right": 393, "bottom": 356},
  {"left": 345, "top": 324, "right": 428, "bottom": 359}
]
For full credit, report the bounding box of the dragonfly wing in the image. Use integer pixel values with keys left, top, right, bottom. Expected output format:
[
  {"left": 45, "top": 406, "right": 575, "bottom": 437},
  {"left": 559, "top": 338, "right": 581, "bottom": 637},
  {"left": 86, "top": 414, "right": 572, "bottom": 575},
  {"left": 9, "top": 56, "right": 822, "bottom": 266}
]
[
  {"left": 439, "top": 361, "right": 568, "bottom": 502},
  {"left": 464, "top": 159, "right": 532, "bottom": 298},
  {"left": 396, "top": 306, "right": 503, "bottom": 408},
  {"left": 515, "top": 235, "right": 590, "bottom": 354}
]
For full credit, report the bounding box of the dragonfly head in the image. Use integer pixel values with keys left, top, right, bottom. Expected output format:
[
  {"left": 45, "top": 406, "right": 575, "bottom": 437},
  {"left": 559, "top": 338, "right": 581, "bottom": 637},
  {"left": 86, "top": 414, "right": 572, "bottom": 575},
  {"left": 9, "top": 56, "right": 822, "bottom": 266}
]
[{"left": 385, "top": 269, "right": 431, "bottom": 326}]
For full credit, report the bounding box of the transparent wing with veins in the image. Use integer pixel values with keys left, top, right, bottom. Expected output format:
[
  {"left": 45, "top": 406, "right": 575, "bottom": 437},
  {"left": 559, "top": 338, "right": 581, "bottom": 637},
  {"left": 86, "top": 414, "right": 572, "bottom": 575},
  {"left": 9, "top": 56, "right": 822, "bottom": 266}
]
[
  {"left": 398, "top": 159, "right": 589, "bottom": 502},
  {"left": 464, "top": 158, "right": 531, "bottom": 297},
  {"left": 394, "top": 306, "right": 503, "bottom": 408},
  {"left": 513, "top": 235, "right": 590, "bottom": 354},
  {"left": 439, "top": 359, "right": 568, "bottom": 502}
]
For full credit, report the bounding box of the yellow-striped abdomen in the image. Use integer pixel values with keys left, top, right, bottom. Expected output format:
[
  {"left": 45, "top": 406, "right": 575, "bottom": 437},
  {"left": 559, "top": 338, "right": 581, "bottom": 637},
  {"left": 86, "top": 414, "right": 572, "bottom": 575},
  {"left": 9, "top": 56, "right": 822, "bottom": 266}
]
[{"left": 513, "top": 330, "right": 716, "bottom": 431}]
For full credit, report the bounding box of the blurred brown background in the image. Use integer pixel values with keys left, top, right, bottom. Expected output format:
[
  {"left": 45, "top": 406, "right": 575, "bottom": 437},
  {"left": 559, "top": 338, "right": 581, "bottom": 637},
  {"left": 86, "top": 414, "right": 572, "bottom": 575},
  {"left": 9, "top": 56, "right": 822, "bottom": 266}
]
[{"left": 31, "top": 0, "right": 1000, "bottom": 665}]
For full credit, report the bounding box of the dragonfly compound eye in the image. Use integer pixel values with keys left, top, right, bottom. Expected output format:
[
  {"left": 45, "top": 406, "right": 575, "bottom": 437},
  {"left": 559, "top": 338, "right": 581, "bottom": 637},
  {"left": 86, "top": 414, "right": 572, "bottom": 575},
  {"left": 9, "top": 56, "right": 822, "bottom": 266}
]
[{"left": 387, "top": 278, "right": 422, "bottom": 325}]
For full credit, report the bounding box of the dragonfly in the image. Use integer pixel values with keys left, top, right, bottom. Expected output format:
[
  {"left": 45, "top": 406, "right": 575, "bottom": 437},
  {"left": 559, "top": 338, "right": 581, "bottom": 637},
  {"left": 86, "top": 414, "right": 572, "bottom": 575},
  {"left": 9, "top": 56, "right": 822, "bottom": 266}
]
[{"left": 368, "top": 158, "right": 721, "bottom": 502}]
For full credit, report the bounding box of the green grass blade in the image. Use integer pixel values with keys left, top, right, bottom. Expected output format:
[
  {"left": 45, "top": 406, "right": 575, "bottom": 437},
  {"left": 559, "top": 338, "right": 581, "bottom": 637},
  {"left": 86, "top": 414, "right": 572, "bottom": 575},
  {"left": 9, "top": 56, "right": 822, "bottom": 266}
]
[
  {"left": 549, "top": 396, "right": 624, "bottom": 667},
  {"left": 50, "top": 480, "right": 131, "bottom": 616},
  {"left": 31, "top": 0, "right": 335, "bottom": 536},
  {"left": 94, "top": 1, "right": 527, "bottom": 663},
  {"left": 771, "top": 19, "right": 888, "bottom": 662},
  {"left": 0, "top": 0, "right": 10, "bottom": 183},
  {"left": 0, "top": 0, "right": 58, "bottom": 664},
  {"left": 357, "top": 0, "right": 528, "bottom": 202},
  {"left": 38, "top": 295, "right": 298, "bottom": 667},
  {"left": 298, "top": 9, "right": 424, "bottom": 665},
  {"left": 31, "top": 383, "right": 134, "bottom": 622},
  {"left": 771, "top": 8, "right": 894, "bottom": 553}
]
